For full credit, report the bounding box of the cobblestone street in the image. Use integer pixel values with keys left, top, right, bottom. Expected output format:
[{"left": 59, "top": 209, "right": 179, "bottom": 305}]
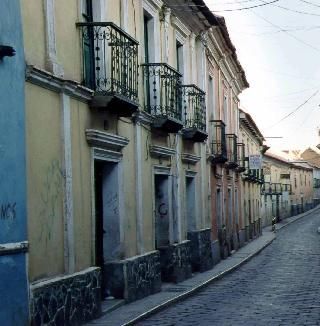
[{"left": 137, "top": 212, "right": 320, "bottom": 326}]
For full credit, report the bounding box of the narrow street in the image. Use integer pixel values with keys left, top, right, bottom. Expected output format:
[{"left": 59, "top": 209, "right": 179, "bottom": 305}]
[{"left": 137, "top": 211, "right": 320, "bottom": 326}]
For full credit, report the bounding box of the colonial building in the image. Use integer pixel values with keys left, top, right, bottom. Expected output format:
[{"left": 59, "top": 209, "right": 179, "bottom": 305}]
[
  {"left": 18, "top": 0, "right": 249, "bottom": 323},
  {"left": 300, "top": 147, "right": 320, "bottom": 205},
  {"left": 238, "top": 109, "right": 265, "bottom": 242},
  {"left": 261, "top": 151, "right": 314, "bottom": 226}
]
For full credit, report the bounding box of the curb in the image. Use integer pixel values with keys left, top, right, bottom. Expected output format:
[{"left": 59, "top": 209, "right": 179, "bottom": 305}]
[
  {"left": 276, "top": 205, "right": 320, "bottom": 231},
  {"left": 122, "top": 235, "right": 275, "bottom": 326}
]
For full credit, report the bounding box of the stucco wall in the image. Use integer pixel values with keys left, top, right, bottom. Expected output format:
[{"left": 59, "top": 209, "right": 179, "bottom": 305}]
[
  {"left": 70, "top": 99, "right": 92, "bottom": 270},
  {"left": 26, "top": 84, "right": 65, "bottom": 281},
  {"left": 0, "top": 0, "right": 29, "bottom": 323}
]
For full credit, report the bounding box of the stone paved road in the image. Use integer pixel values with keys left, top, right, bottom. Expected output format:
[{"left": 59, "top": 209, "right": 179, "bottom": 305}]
[{"left": 137, "top": 212, "right": 320, "bottom": 326}]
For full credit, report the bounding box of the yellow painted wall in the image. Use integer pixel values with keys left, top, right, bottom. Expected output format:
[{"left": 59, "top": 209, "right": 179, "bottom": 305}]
[
  {"left": 21, "top": 0, "right": 46, "bottom": 68},
  {"left": 70, "top": 99, "right": 93, "bottom": 270},
  {"left": 26, "top": 84, "right": 65, "bottom": 281},
  {"left": 55, "top": 0, "right": 82, "bottom": 81}
]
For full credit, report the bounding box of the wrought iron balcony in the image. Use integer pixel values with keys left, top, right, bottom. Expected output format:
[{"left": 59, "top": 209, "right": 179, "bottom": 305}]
[
  {"left": 282, "top": 183, "right": 292, "bottom": 194},
  {"left": 225, "top": 134, "right": 238, "bottom": 169},
  {"left": 209, "top": 120, "right": 227, "bottom": 164},
  {"left": 181, "top": 84, "right": 207, "bottom": 142},
  {"left": 77, "top": 22, "right": 139, "bottom": 116},
  {"left": 141, "top": 63, "right": 183, "bottom": 133},
  {"left": 235, "top": 143, "right": 246, "bottom": 172},
  {"left": 250, "top": 169, "right": 264, "bottom": 184},
  {"left": 262, "top": 182, "right": 282, "bottom": 195}
]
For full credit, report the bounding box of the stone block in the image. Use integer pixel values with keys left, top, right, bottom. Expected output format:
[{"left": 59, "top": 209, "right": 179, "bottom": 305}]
[
  {"left": 105, "top": 251, "right": 161, "bottom": 303},
  {"left": 245, "top": 225, "right": 250, "bottom": 242},
  {"left": 125, "top": 251, "right": 161, "bottom": 302},
  {"left": 232, "top": 232, "right": 240, "bottom": 250},
  {"left": 187, "top": 228, "right": 213, "bottom": 273},
  {"left": 30, "top": 267, "right": 101, "bottom": 326},
  {"left": 211, "top": 240, "right": 221, "bottom": 265},
  {"left": 239, "top": 229, "right": 245, "bottom": 248},
  {"left": 158, "top": 241, "right": 192, "bottom": 283}
]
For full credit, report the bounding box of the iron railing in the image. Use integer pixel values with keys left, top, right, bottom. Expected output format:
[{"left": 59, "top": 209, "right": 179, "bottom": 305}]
[
  {"left": 226, "top": 134, "right": 238, "bottom": 167},
  {"left": 181, "top": 84, "right": 206, "bottom": 131},
  {"left": 210, "top": 120, "right": 227, "bottom": 162},
  {"left": 236, "top": 143, "right": 246, "bottom": 172},
  {"left": 77, "top": 22, "right": 139, "bottom": 103},
  {"left": 262, "top": 182, "right": 282, "bottom": 195},
  {"left": 282, "top": 183, "right": 292, "bottom": 193},
  {"left": 314, "top": 178, "right": 320, "bottom": 188},
  {"left": 141, "top": 63, "right": 182, "bottom": 121}
]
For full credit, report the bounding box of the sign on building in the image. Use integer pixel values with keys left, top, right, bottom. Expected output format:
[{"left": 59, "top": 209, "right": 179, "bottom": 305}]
[{"left": 249, "top": 154, "right": 262, "bottom": 169}]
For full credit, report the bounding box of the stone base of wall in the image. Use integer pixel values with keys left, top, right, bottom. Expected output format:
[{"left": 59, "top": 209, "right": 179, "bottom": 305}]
[
  {"left": 217, "top": 228, "right": 229, "bottom": 259},
  {"left": 30, "top": 267, "right": 101, "bottom": 326},
  {"left": 249, "top": 223, "right": 254, "bottom": 239},
  {"left": 258, "top": 218, "right": 262, "bottom": 235},
  {"left": 245, "top": 226, "right": 249, "bottom": 242},
  {"left": 232, "top": 232, "right": 240, "bottom": 250},
  {"left": 314, "top": 199, "right": 320, "bottom": 207},
  {"left": 239, "top": 229, "right": 246, "bottom": 247},
  {"left": 305, "top": 203, "right": 313, "bottom": 211},
  {"left": 104, "top": 250, "right": 161, "bottom": 303},
  {"left": 187, "top": 228, "right": 213, "bottom": 273},
  {"left": 211, "top": 240, "right": 221, "bottom": 265},
  {"left": 158, "top": 240, "right": 192, "bottom": 283}
]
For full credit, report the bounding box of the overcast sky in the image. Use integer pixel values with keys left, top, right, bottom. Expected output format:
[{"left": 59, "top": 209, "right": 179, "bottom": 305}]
[{"left": 205, "top": 0, "right": 320, "bottom": 151}]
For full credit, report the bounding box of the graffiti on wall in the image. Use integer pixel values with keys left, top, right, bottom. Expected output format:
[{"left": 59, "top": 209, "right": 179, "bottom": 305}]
[
  {"left": 38, "top": 159, "right": 63, "bottom": 245},
  {"left": 0, "top": 203, "right": 16, "bottom": 220}
]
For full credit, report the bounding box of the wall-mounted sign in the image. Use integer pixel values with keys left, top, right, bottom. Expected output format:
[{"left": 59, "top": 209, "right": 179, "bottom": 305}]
[{"left": 249, "top": 154, "right": 262, "bottom": 169}]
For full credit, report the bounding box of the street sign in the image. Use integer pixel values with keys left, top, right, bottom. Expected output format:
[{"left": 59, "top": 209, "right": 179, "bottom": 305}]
[{"left": 249, "top": 154, "right": 262, "bottom": 169}]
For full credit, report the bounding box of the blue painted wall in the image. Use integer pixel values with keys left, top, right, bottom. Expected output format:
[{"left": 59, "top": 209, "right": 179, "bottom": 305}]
[{"left": 0, "top": 0, "right": 29, "bottom": 324}]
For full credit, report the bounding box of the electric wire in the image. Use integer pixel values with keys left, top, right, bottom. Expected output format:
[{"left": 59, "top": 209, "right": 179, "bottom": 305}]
[
  {"left": 298, "top": 0, "right": 320, "bottom": 8},
  {"left": 168, "top": 0, "right": 279, "bottom": 12},
  {"left": 249, "top": 7, "right": 320, "bottom": 52},
  {"left": 266, "top": 90, "right": 319, "bottom": 129}
]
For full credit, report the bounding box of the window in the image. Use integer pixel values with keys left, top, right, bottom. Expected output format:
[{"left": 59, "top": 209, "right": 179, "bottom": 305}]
[
  {"left": 208, "top": 76, "right": 215, "bottom": 119},
  {"left": 223, "top": 94, "right": 228, "bottom": 124},
  {"left": 82, "top": 0, "right": 93, "bottom": 22},
  {"left": 176, "top": 40, "right": 183, "bottom": 74},
  {"left": 143, "top": 13, "right": 151, "bottom": 63}
]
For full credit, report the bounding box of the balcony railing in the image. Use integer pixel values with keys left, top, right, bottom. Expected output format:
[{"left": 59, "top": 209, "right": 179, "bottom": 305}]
[
  {"left": 209, "top": 120, "right": 227, "bottom": 164},
  {"left": 250, "top": 169, "right": 264, "bottom": 184},
  {"left": 225, "top": 134, "right": 238, "bottom": 169},
  {"left": 262, "top": 182, "right": 282, "bottom": 195},
  {"left": 282, "top": 183, "right": 292, "bottom": 193},
  {"left": 141, "top": 63, "right": 183, "bottom": 133},
  {"left": 77, "top": 22, "right": 139, "bottom": 115},
  {"left": 236, "top": 143, "right": 246, "bottom": 172},
  {"left": 181, "top": 84, "right": 207, "bottom": 142}
]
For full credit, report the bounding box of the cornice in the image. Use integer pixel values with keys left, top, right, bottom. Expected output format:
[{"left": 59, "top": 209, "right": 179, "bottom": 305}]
[
  {"left": 181, "top": 153, "right": 201, "bottom": 165},
  {"left": 171, "top": 15, "right": 191, "bottom": 39},
  {"left": 86, "top": 129, "right": 129, "bottom": 151},
  {"left": 150, "top": 145, "right": 176, "bottom": 159},
  {"left": 133, "top": 110, "right": 154, "bottom": 125},
  {"left": 25, "top": 65, "right": 93, "bottom": 102}
]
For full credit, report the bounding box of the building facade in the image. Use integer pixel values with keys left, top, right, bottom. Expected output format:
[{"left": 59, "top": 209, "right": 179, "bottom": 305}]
[
  {"left": 238, "top": 109, "right": 265, "bottom": 243},
  {"left": 0, "top": 1, "right": 29, "bottom": 324},
  {"left": 261, "top": 152, "right": 314, "bottom": 226},
  {"left": 18, "top": 0, "right": 249, "bottom": 323}
]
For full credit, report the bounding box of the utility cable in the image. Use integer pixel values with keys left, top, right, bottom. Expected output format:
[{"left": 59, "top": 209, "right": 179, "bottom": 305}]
[
  {"left": 250, "top": 7, "right": 320, "bottom": 52},
  {"left": 269, "top": 1, "right": 320, "bottom": 17},
  {"left": 168, "top": 0, "right": 280, "bottom": 12},
  {"left": 298, "top": 0, "right": 320, "bottom": 9},
  {"left": 266, "top": 90, "right": 319, "bottom": 129}
]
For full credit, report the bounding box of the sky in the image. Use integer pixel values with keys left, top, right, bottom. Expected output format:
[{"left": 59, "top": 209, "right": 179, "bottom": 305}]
[{"left": 204, "top": 0, "right": 320, "bottom": 151}]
